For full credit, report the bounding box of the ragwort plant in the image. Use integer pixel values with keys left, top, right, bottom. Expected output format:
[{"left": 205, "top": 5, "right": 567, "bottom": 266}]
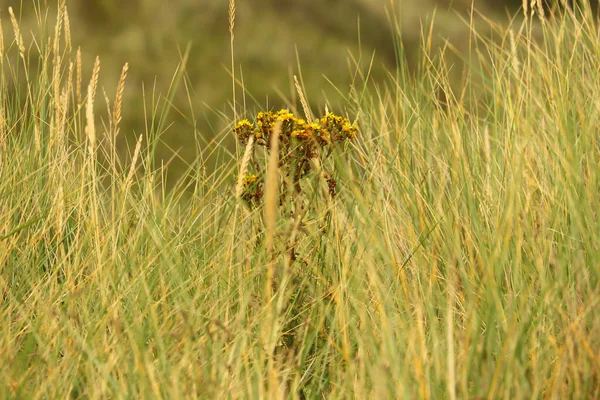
[
  {"left": 234, "top": 109, "right": 357, "bottom": 260},
  {"left": 233, "top": 109, "right": 357, "bottom": 392}
]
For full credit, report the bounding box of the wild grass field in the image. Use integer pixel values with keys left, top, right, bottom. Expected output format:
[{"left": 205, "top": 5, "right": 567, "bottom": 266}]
[{"left": 1, "top": 1, "right": 600, "bottom": 399}]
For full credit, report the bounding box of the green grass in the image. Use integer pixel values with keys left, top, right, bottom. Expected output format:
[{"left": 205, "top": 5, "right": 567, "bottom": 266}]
[{"left": 1, "top": 2, "right": 600, "bottom": 399}]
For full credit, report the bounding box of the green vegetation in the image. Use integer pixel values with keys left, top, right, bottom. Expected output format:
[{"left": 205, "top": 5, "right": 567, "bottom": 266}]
[{"left": 1, "top": 1, "right": 600, "bottom": 398}]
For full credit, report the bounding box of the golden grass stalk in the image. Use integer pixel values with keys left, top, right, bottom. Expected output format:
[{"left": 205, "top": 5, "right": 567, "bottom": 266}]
[
  {"left": 235, "top": 135, "right": 255, "bottom": 199},
  {"left": 228, "top": 0, "right": 235, "bottom": 38},
  {"left": 34, "top": 119, "right": 41, "bottom": 154},
  {"left": 535, "top": 0, "right": 545, "bottom": 21},
  {"left": 510, "top": 29, "right": 520, "bottom": 78},
  {"left": 56, "top": 86, "right": 69, "bottom": 152},
  {"left": 85, "top": 78, "right": 102, "bottom": 265},
  {"left": 53, "top": 2, "right": 63, "bottom": 62},
  {"left": 113, "top": 63, "right": 129, "bottom": 138},
  {"left": 522, "top": 0, "right": 528, "bottom": 18},
  {"left": 124, "top": 134, "right": 143, "bottom": 192},
  {"left": 265, "top": 122, "right": 281, "bottom": 294},
  {"left": 52, "top": 53, "right": 62, "bottom": 147},
  {"left": 103, "top": 88, "right": 111, "bottom": 121},
  {"left": 229, "top": 0, "right": 236, "bottom": 122},
  {"left": 63, "top": 6, "right": 71, "bottom": 54},
  {"left": 8, "top": 7, "right": 25, "bottom": 61},
  {"left": 50, "top": 3, "right": 64, "bottom": 142},
  {"left": 0, "top": 15, "right": 4, "bottom": 57},
  {"left": 263, "top": 122, "right": 282, "bottom": 394},
  {"left": 85, "top": 82, "right": 96, "bottom": 159},
  {"left": 76, "top": 47, "right": 82, "bottom": 106},
  {"left": 54, "top": 182, "right": 65, "bottom": 242},
  {"left": 66, "top": 61, "right": 73, "bottom": 108},
  {"left": 90, "top": 56, "right": 101, "bottom": 105},
  {"left": 294, "top": 75, "right": 313, "bottom": 122}
]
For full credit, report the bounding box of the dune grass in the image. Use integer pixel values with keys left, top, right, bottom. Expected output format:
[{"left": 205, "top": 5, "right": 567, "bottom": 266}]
[{"left": 1, "top": 2, "right": 600, "bottom": 398}]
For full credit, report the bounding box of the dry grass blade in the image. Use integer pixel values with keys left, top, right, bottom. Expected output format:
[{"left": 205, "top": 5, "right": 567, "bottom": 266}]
[
  {"left": 535, "top": 0, "right": 545, "bottom": 21},
  {"left": 294, "top": 75, "right": 313, "bottom": 122},
  {"left": 228, "top": 0, "right": 236, "bottom": 37},
  {"left": 85, "top": 82, "right": 96, "bottom": 158},
  {"left": 265, "top": 121, "right": 281, "bottom": 293},
  {"left": 56, "top": 86, "right": 69, "bottom": 149},
  {"left": 113, "top": 63, "right": 129, "bottom": 138},
  {"left": 76, "top": 47, "right": 82, "bottom": 106},
  {"left": 66, "top": 62, "right": 73, "bottom": 110},
  {"left": 125, "top": 134, "right": 143, "bottom": 192},
  {"left": 0, "top": 15, "right": 4, "bottom": 57},
  {"left": 229, "top": 0, "right": 236, "bottom": 122},
  {"left": 53, "top": 2, "right": 63, "bottom": 61},
  {"left": 263, "top": 121, "right": 282, "bottom": 393},
  {"left": 236, "top": 135, "right": 255, "bottom": 199},
  {"left": 8, "top": 7, "right": 25, "bottom": 60},
  {"left": 52, "top": 53, "right": 61, "bottom": 148},
  {"left": 54, "top": 183, "right": 64, "bottom": 240},
  {"left": 63, "top": 6, "right": 71, "bottom": 54},
  {"left": 510, "top": 29, "right": 520, "bottom": 78},
  {"left": 90, "top": 56, "right": 101, "bottom": 105}
]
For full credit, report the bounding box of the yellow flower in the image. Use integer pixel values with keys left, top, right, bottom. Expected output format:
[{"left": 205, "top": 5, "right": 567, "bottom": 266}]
[
  {"left": 320, "top": 112, "right": 357, "bottom": 143},
  {"left": 243, "top": 174, "right": 258, "bottom": 185},
  {"left": 341, "top": 123, "right": 358, "bottom": 140},
  {"left": 276, "top": 109, "right": 306, "bottom": 137},
  {"left": 234, "top": 119, "right": 254, "bottom": 143},
  {"left": 241, "top": 174, "right": 263, "bottom": 206}
]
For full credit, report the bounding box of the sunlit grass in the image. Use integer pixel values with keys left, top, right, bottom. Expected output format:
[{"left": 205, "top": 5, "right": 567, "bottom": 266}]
[{"left": 1, "top": 2, "right": 599, "bottom": 399}]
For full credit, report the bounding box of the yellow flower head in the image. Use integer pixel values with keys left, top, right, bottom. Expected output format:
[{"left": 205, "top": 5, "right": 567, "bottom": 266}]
[
  {"left": 234, "top": 119, "right": 254, "bottom": 143},
  {"left": 341, "top": 122, "right": 358, "bottom": 140},
  {"left": 255, "top": 111, "right": 276, "bottom": 142},
  {"left": 320, "top": 112, "right": 357, "bottom": 143},
  {"left": 292, "top": 122, "right": 320, "bottom": 140},
  {"left": 276, "top": 109, "right": 305, "bottom": 137},
  {"left": 241, "top": 174, "right": 263, "bottom": 206}
]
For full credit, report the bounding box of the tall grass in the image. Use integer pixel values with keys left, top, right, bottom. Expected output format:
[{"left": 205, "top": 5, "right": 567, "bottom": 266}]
[{"left": 1, "top": 2, "right": 600, "bottom": 399}]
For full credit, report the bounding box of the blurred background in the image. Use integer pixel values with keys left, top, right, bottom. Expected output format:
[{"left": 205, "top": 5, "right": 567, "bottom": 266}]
[{"left": 0, "top": 0, "right": 548, "bottom": 180}]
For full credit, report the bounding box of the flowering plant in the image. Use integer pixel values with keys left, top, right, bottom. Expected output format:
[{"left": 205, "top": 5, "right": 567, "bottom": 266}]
[{"left": 234, "top": 109, "right": 357, "bottom": 206}]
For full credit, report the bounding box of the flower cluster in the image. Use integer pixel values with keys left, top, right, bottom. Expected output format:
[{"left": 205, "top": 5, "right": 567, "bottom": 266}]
[
  {"left": 234, "top": 109, "right": 357, "bottom": 206},
  {"left": 234, "top": 109, "right": 357, "bottom": 147},
  {"left": 240, "top": 174, "right": 262, "bottom": 206},
  {"left": 318, "top": 112, "right": 358, "bottom": 143}
]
